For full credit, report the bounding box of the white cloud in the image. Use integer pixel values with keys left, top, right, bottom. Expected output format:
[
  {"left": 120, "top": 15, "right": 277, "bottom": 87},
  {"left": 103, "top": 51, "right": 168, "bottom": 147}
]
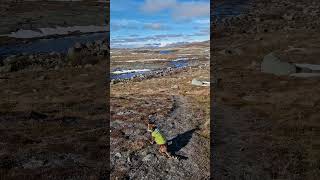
[
  {"left": 141, "top": 0, "right": 176, "bottom": 13},
  {"left": 194, "top": 18, "right": 210, "bottom": 24},
  {"left": 112, "top": 20, "right": 169, "bottom": 31},
  {"left": 144, "top": 23, "right": 166, "bottom": 30},
  {"left": 140, "top": 0, "right": 209, "bottom": 21},
  {"left": 172, "top": 2, "right": 209, "bottom": 20},
  {"left": 111, "top": 19, "right": 141, "bottom": 31}
]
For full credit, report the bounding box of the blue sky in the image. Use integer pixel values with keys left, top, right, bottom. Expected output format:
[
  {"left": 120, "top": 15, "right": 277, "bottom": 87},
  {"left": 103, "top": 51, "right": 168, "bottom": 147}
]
[{"left": 111, "top": 0, "right": 210, "bottom": 48}]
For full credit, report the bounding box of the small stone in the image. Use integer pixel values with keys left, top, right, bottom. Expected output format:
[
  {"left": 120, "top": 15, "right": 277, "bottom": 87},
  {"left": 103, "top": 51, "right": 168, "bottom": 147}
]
[
  {"left": 142, "top": 154, "right": 155, "bottom": 162},
  {"left": 74, "top": 42, "right": 83, "bottom": 49},
  {"left": 0, "top": 65, "right": 12, "bottom": 73},
  {"left": 37, "top": 75, "right": 46, "bottom": 80},
  {"left": 84, "top": 64, "right": 93, "bottom": 68},
  {"left": 22, "top": 159, "right": 44, "bottom": 169},
  {"left": 85, "top": 42, "right": 93, "bottom": 48},
  {"left": 218, "top": 48, "right": 242, "bottom": 56},
  {"left": 115, "top": 152, "right": 122, "bottom": 158},
  {"left": 29, "top": 111, "right": 48, "bottom": 120},
  {"left": 3, "top": 55, "right": 16, "bottom": 65}
]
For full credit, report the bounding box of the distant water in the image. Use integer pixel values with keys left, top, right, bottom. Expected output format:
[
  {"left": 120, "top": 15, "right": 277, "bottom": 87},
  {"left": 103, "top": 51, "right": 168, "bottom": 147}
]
[
  {"left": 170, "top": 59, "right": 188, "bottom": 68},
  {"left": 4, "top": 25, "right": 107, "bottom": 39},
  {"left": 111, "top": 58, "right": 189, "bottom": 80},
  {"left": 0, "top": 32, "right": 109, "bottom": 57},
  {"left": 159, "top": 50, "right": 173, "bottom": 55}
]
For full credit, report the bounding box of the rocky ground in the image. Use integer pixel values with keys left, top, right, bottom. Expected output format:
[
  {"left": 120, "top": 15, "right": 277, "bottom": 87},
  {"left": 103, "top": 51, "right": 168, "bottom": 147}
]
[
  {"left": 0, "top": 39, "right": 109, "bottom": 73},
  {"left": 212, "top": 0, "right": 320, "bottom": 179},
  {"left": 110, "top": 44, "right": 210, "bottom": 179},
  {"left": 0, "top": 1, "right": 110, "bottom": 179},
  {"left": 0, "top": 60, "right": 109, "bottom": 179}
]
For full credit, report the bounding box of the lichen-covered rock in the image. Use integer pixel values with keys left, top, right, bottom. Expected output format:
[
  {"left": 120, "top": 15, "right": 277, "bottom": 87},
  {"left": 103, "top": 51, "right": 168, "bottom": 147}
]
[{"left": 261, "top": 52, "right": 296, "bottom": 75}]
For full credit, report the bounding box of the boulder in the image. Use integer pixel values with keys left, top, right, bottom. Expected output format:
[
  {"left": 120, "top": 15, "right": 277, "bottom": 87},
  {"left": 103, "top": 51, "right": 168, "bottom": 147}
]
[
  {"left": 192, "top": 79, "right": 203, "bottom": 86},
  {"left": 191, "top": 79, "right": 210, "bottom": 86},
  {"left": 0, "top": 65, "right": 12, "bottom": 73},
  {"left": 261, "top": 53, "right": 296, "bottom": 75}
]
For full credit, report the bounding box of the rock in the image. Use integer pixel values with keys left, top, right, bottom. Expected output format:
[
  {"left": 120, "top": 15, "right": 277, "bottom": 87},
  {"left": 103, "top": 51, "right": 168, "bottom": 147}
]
[
  {"left": 0, "top": 65, "right": 12, "bottom": 73},
  {"left": 127, "top": 157, "right": 131, "bottom": 164},
  {"left": 192, "top": 79, "right": 203, "bottom": 86},
  {"left": 282, "top": 13, "right": 294, "bottom": 21},
  {"left": 80, "top": 73, "right": 89, "bottom": 77},
  {"left": 49, "top": 52, "right": 56, "bottom": 56},
  {"left": 295, "top": 63, "right": 320, "bottom": 71},
  {"left": 140, "top": 151, "right": 148, "bottom": 157},
  {"left": 60, "top": 116, "right": 78, "bottom": 125},
  {"left": 37, "top": 75, "right": 46, "bottom": 80},
  {"left": 218, "top": 48, "right": 242, "bottom": 56},
  {"left": 142, "top": 154, "right": 155, "bottom": 162},
  {"left": 254, "top": 36, "right": 263, "bottom": 41},
  {"left": 115, "top": 152, "right": 122, "bottom": 158},
  {"left": 22, "top": 159, "right": 44, "bottom": 169},
  {"left": 290, "top": 73, "right": 320, "bottom": 78},
  {"left": 172, "top": 85, "right": 178, "bottom": 89},
  {"left": 84, "top": 64, "right": 93, "bottom": 68},
  {"left": 67, "top": 47, "right": 76, "bottom": 58},
  {"left": 29, "top": 111, "right": 48, "bottom": 120},
  {"left": 67, "top": 47, "right": 85, "bottom": 65},
  {"left": 280, "top": 81, "right": 288, "bottom": 85},
  {"left": 28, "top": 55, "right": 34, "bottom": 59},
  {"left": 261, "top": 53, "right": 296, "bottom": 75},
  {"left": 95, "top": 40, "right": 102, "bottom": 45},
  {"left": 74, "top": 42, "right": 84, "bottom": 49},
  {"left": 100, "top": 44, "right": 109, "bottom": 56},
  {"left": 242, "top": 95, "right": 259, "bottom": 102},
  {"left": 3, "top": 55, "right": 16, "bottom": 65},
  {"left": 248, "top": 61, "right": 259, "bottom": 70},
  {"left": 85, "top": 42, "right": 93, "bottom": 48},
  {"left": 191, "top": 79, "right": 210, "bottom": 86}
]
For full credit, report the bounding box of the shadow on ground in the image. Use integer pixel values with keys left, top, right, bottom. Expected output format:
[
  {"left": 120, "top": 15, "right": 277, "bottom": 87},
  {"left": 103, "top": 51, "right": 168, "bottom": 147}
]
[{"left": 168, "top": 128, "right": 197, "bottom": 160}]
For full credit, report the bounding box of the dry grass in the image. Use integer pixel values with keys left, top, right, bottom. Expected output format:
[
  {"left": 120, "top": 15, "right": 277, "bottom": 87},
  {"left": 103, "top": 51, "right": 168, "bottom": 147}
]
[{"left": 0, "top": 61, "right": 108, "bottom": 178}]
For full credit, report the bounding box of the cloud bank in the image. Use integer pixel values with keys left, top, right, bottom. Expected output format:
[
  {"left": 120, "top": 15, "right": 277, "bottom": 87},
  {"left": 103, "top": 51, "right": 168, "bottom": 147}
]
[{"left": 141, "top": 0, "right": 209, "bottom": 21}]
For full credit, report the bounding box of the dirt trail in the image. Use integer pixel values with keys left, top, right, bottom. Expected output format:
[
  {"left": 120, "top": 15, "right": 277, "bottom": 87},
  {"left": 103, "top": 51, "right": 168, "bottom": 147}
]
[{"left": 124, "top": 95, "right": 210, "bottom": 180}]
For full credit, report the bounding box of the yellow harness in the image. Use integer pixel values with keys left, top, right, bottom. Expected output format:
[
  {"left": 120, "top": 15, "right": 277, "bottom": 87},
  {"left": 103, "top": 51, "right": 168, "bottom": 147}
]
[{"left": 151, "top": 128, "right": 167, "bottom": 145}]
